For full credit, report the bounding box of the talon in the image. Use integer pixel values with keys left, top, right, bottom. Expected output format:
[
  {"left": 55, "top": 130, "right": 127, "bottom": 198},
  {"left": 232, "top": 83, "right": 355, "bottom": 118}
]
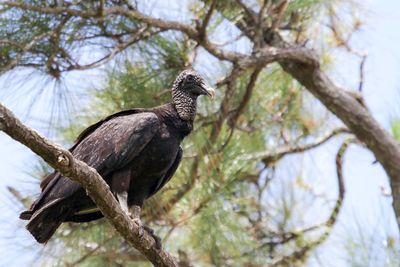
[
  {"left": 127, "top": 205, "right": 159, "bottom": 247},
  {"left": 142, "top": 224, "right": 154, "bottom": 234},
  {"left": 143, "top": 224, "right": 162, "bottom": 250},
  {"left": 132, "top": 218, "right": 142, "bottom": 227},
  {"left": 153, "top": 235, "right": 162, "bottom": 250},
  {"left": 132, "top": 218, "right": 144, "bottom": 238},
  {"left": 138, "top": 227, "right": 144, "bottom": 239}
]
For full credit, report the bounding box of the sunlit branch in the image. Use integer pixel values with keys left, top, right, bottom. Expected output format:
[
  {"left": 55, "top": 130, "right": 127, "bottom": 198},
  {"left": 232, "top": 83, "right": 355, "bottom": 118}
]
[{"left": 0, "top": 103, "right": 178, "bottom": 267}]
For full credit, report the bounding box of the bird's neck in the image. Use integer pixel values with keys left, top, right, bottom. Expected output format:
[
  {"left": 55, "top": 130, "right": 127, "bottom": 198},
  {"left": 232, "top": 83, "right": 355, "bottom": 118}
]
[
  {"left": 154, "top": 103, "right": 194, "bottom": 137},
  {"left": 172, "top": 93, "right": 198, "bottom": 122}
]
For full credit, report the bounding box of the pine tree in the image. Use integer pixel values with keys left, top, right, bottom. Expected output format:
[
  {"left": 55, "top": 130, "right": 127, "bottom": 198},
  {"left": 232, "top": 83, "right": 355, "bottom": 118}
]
[{"left": 1, "top": 1, "right": 399, "bottom": 266}]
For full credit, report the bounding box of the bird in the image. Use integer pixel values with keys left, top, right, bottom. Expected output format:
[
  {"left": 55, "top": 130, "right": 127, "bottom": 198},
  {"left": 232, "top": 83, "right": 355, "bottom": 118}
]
[{"left": 19, "top": 69, "right": 215, "bottom": 247}]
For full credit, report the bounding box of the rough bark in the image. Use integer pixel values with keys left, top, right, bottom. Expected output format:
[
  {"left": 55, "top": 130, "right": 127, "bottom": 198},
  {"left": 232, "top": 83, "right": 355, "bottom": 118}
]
[
  {"left": 279, "top": 57, "right": 400, "bottom": 225},
  {"left": 2, "top": 0, "right": 400, "bottom": 230},
  {"left": 205, "top": 1, "right": 400, "bottom": 229},
  {"left": 125, "top": 3, "right": 400, "bottom": 225},
  {"left": 0, "top": 103, "right": 178, "bottom": 267}
]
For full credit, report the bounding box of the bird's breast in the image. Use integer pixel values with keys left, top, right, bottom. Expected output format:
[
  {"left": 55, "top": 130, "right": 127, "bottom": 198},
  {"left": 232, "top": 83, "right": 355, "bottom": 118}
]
[{"left": 131, "top": 125, "right": 180, "bottom": 175}]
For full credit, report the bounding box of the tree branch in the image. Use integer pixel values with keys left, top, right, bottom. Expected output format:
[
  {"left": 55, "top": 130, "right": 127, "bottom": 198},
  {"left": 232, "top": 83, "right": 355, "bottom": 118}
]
[
  {"left": 2, "top": 1, "right": 98, "bottom": 18},
  {"left": 280, "top": 58, "right": 400, "bottom": 226},
  {"left": 271, "top": 138, "right": 351, "bottom": 266},
  {"left": 237, "top": 127, "right": 349, "bottom": 165},
  {"left": 0, "top": 103, "right": 178, "bottom": 267},
  {"left": 207, "top": 0, "right": 400, "bottom": 229},
  {"left": 0, "top": 31, "right": 51, "bottom": 75},
  {"left": 66, "top": 27, "right": 160, "bottom": 71},
  {"left": 228, "top": 67, "right": 262, "bottom": 127},
  {"left": 219, "top": 67, "right": 262, "bottom": 151},
  {"left": 5, "top": 0, "right": 400, "bottom": 235}
]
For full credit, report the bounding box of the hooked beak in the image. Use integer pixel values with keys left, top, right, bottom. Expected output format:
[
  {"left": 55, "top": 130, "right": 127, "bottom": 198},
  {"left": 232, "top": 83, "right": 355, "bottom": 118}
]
[{"left": 202, "top": 85, "right": 216, "bottom": 99}]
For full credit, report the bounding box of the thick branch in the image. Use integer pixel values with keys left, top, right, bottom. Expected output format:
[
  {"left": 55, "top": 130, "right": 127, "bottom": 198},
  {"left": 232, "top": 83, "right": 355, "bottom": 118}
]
[
  {"left": 280, "top": 59, "right": 400, "bottom": 225},
  {"left": 5, "top": 0, "right": 400, "bottom": 229},
  {"left": 2, "top": 2, "right": 318, "bottom": 73},
  {"left": 208, "top": 0, "right": 400, "bottom": 228},
  {"left": 0, "top": 103, "right": 178, "bottom": 267}
]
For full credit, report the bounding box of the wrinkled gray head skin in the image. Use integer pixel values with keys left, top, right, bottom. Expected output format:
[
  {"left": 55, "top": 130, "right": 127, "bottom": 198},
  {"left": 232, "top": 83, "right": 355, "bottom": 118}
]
[{"left": 172, "top": 69, "right": 215, "bottom": 121}]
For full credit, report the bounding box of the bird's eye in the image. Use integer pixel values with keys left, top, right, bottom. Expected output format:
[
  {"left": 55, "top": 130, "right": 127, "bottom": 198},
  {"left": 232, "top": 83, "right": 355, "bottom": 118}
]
[{"left": 186, "top": 75, "right": 195, "bottom": 83}]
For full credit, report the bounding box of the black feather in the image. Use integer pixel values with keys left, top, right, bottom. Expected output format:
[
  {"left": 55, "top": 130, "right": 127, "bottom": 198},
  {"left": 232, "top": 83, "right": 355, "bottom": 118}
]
[{"left": 20, "top": 70, "right": 212, "bottom": 243}]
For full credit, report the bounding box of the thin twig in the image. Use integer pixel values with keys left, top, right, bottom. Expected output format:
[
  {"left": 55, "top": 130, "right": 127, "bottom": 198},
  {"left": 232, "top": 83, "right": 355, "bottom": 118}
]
[
  {"left": 358, "top": 55, "right": 367, "bottom": 92},
  {"left": 270, "top": 138, "right": 353, "bottom": 266},
  {"left": 238, "top": 127, "right": 350, "bottom": 165},
  {"left": 218, "top": 67, "right": 262, "bottom": 151}
]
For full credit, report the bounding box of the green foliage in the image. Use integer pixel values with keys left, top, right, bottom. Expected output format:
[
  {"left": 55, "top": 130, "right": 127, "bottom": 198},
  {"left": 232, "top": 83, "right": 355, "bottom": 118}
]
[
  {"left": 94, "top": 34, "right": 190, "bottom": 112},
  {"left": 52, "top": 31, "right": 324, "bottom": 265},
  {"left": 8, "top": 0, "right": 394, "bottom": 266},
  {"left": 391, "top": 119, "right": 400, "bottom": 141},
  {"left": 0, "top": 0, "right": 143, "bottom": 77}
]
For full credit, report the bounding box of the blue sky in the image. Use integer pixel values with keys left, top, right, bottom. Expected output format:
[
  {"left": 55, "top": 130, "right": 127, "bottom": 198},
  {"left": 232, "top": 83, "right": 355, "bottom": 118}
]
[{"left": 0, "top": 0, "right": 399, "bottom": 266}]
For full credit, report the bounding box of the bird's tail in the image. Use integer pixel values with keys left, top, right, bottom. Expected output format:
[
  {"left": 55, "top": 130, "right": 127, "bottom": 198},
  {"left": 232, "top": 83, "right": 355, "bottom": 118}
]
[{"left": 20, "top": 198, "right": 70, "bottom": 244}]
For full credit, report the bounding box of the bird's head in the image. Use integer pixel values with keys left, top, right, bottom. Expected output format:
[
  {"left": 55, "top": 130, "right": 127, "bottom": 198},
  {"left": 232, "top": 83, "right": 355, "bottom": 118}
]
[
  {"left": 172, "top": 69, "right": 215, "bottom": 99},
  {"left": 172, "top": 69, "right": 215, "bottom": 121}
]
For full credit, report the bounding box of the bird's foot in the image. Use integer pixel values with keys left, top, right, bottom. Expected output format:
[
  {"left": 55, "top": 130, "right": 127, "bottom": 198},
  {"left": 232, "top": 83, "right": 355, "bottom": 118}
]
[
  {"left": 142, "top": 224, "right": 162, "bottom": 250},
  {"left": 131, "top": 217, "right": 162, "bottom": 250},
  {"left": 132, "top": 217, "right": 145, "bottom": 238}
]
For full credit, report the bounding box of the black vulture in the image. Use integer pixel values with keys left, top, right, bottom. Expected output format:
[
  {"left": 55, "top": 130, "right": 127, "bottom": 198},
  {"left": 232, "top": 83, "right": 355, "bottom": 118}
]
[{"left": 19, "top": 69, "right": 215, "bottom": 246}]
